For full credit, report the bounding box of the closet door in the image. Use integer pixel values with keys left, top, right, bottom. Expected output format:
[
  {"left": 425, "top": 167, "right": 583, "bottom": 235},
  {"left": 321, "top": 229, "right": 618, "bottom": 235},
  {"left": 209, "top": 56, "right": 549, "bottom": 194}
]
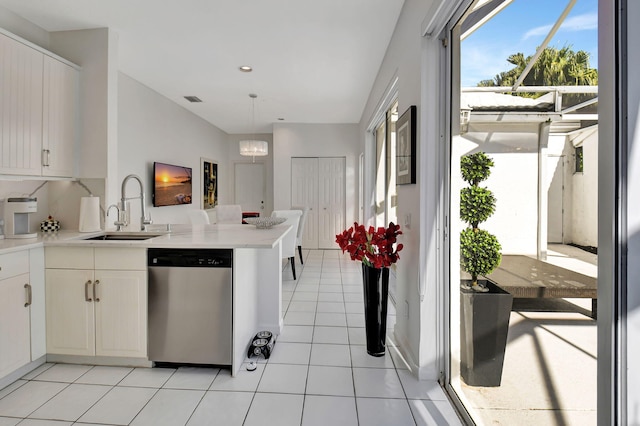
[
  {"left": 291, "top": 157, "right": 318, "bottom": 249},
  {"left": 318, "top": 157, "right": 345, "bottom": 249}
]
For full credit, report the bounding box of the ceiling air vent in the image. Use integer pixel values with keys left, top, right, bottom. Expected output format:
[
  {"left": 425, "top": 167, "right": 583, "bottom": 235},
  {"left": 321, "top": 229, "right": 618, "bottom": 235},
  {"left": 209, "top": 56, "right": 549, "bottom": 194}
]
[{"left": 184, "top": 96, "right": 202, "bottom": 103}]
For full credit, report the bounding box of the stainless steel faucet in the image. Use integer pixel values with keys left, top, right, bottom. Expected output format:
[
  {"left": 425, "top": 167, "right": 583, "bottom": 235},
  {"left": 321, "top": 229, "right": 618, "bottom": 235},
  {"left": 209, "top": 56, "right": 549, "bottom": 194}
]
[
  {"left": 120, "top": 174, "right": 153, "bottom": 231},
  {"left": 106, "top": 204, "right": 125, "bottom": 231}
]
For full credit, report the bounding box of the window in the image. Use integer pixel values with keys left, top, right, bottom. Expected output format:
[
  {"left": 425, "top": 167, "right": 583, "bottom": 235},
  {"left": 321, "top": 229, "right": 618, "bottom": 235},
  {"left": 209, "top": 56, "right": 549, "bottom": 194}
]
[
  {"left": 575, "top": 146, "right": 584, "bottom": 173},
  {"left": 374, "top": 101, "right": 398, "bottom": 227}
]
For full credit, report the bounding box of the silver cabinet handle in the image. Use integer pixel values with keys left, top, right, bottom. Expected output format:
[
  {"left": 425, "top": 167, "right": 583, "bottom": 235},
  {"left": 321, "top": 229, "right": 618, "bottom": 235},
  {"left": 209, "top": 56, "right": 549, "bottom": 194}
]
[
  {"left": 24, "top": 283, "right": 32, "bottom": 307},
  {"left": 41, "top": 149, "right": 51, "bottom": 167},
  {"left": 94, "top": 280, "right": 100, "bottom": 302},
  {"left": 85, "top": 280, "right": 92, "bottom": 302}
]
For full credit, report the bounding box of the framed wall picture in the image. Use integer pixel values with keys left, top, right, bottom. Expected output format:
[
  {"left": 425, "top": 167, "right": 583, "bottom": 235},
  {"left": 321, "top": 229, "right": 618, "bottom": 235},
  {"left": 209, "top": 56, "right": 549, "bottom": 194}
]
[
  {"left": 396, "top": 105, "right": 416, "bottom": 185},
  {"left": 201, "top": 158, "right": 218, "bottom": 209}
]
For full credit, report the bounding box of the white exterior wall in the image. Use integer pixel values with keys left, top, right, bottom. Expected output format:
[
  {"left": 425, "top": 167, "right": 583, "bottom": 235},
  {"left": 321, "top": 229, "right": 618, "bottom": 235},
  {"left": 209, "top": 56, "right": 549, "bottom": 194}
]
[
  {"left": 571, "top": 130, "right": 598, "bottom": 247},
  {"left": 457, "top": 122, "right": 543, "bottom": 255},
  {"left": 486, "top": 153, "right": 539, "bottom": 254}
]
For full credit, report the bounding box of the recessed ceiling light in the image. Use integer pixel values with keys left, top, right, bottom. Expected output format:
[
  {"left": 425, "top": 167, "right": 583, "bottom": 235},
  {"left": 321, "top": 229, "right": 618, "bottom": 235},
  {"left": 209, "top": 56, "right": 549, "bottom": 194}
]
[
  {"left": 239, "top": 65, "right": 253, "bottom": 72},
  {"left": 184, "top": 96, "right": 202, "bottom": 103},
  {"left": 278, "top": 118, "right": 285, "bottom": 121}
]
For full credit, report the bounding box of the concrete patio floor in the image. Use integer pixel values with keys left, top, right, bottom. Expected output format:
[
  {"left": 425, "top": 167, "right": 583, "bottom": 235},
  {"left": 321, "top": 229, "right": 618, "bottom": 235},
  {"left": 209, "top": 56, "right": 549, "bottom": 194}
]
[{"left": 458, "top": 244, "right": 597, "bottom": 425}]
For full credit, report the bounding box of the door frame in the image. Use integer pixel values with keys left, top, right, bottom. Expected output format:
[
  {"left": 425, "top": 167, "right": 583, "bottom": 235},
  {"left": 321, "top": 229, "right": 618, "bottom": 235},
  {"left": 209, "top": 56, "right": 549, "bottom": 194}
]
[{"left": 233, "top": 160, "right": 267, "bottom": 214}]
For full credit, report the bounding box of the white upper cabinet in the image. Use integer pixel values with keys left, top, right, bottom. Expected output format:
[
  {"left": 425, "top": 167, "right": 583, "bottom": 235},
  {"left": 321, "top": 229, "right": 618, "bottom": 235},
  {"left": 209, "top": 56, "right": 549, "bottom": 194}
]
[
  {"left": 42, "top": 55, "right": 78, "bottom": 177},
  {"left": 0, "top": 31, "right": 79, "bottom": 178},
  {"left": 0, "top": 32, "right": 44, "bottom": 176}
]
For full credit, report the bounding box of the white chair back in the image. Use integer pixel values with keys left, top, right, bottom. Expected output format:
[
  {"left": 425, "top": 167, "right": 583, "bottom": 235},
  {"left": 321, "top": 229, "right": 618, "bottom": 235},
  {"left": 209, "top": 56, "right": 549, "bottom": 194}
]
[
  {"left": 188, "top": 210, "right": 210, "bottom": 225},
  {"left": 215, "top": 205, "right": 242, "bottom": 224},
  {"left": 271, "top": 210, "right": 302, "bottom": 258},
  {"left": 290, "top": 206, "right": 309, "bottom": 247}
]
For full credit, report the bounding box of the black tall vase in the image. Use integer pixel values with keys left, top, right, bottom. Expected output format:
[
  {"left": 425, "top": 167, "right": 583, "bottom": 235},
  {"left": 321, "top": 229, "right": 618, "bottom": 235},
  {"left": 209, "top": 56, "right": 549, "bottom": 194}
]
[{"left": 362, "top": 264, "right": 390, "bottom": 357}]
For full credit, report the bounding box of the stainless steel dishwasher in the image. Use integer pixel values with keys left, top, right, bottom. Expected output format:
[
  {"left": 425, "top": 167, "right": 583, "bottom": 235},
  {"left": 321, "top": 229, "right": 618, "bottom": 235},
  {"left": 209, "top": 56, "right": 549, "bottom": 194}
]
[{"left": 148, "top": 248, "right": 232, "bottom": 365}]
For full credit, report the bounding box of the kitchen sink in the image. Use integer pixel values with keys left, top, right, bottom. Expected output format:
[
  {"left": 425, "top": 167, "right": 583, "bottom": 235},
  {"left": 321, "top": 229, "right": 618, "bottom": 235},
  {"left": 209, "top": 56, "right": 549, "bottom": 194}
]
[{"left": 83, "top": 233, "right": 164, "bottom": 241}]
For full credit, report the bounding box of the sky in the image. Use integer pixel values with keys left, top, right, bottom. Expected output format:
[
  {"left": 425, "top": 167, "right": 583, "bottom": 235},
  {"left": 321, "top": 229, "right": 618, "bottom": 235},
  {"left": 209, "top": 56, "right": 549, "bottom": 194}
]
[{"left": 461, "top": 0, "right": 598, "bottom": 87}]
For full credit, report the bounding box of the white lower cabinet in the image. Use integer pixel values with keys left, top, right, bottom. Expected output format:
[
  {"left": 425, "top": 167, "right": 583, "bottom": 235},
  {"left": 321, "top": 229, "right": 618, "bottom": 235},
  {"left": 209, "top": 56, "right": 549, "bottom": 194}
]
[
  {"left": 45, "top": 247, "right": 147, "bottom": 358},
  {"left": 0, "top": 248, "right": 42, "bottom": 380},
  {"left": 94, "top": 269, "right": 147, "bottom": 357},
  {"left": 0, "top": 273, "right": 31, "bottom": 379}
]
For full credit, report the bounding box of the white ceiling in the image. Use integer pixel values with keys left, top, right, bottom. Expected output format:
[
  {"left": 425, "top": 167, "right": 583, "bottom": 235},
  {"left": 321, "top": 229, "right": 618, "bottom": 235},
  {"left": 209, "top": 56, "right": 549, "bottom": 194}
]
[{"left": 0, "top": 0, "right": 405, "bottom": 134}]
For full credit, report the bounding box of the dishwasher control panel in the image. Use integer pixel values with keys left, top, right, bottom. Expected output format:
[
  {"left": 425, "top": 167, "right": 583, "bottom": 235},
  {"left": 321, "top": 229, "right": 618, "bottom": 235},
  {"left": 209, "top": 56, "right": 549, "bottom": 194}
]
[{"left": 148, "top": 248, "right": 233, "bottom": 268}]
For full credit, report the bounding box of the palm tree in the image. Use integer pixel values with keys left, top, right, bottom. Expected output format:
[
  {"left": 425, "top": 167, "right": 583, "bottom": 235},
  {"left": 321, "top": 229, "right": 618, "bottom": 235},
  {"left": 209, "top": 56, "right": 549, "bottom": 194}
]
[{"left": 478, "top": 46, "right": 598, "bottom": 97}]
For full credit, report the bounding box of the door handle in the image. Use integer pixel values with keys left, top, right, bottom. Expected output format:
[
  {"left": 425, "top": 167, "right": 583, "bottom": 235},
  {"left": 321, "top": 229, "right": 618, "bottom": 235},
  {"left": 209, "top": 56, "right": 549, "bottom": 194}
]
[
  {"left": 24, "top": 283, "right": 32, "bottom": 307},
  {"left": 94, "top": 280, "right": 100, "bottom": 302},
  {"left": 85, "top": 280, "right": 92, "bottom": 302}
]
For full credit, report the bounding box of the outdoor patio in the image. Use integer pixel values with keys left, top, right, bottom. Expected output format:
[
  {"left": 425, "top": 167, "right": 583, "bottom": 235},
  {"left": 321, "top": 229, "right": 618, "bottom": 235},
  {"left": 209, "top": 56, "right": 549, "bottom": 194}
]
[{"left": 458, "top": 244, "right": 597, "bottom": 425}]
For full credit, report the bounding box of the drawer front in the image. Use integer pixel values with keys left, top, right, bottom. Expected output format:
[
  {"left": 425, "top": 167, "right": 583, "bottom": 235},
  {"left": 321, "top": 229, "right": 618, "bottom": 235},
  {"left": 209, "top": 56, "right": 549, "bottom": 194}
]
[
  {"left": 95, "top": 248, "right": 146, "bottom": 270},
  {"left": 0, "top": 250, "right": 29, "bottom": 279},
  {"left": 45, "top": 247, "right": 94, "bottom": 269}
]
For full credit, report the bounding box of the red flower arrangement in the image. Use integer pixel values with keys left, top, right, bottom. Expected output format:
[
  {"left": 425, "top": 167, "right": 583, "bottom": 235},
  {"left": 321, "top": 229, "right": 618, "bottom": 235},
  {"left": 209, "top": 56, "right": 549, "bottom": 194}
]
[{"left": 335, "top": 222, "right": 403, "bottom": 269}]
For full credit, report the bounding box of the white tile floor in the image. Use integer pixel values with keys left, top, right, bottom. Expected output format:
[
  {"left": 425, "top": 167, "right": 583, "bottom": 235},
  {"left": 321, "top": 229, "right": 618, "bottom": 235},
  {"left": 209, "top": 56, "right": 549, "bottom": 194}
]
[{"left": 0, "top": 250, "right": 461, "bottom": 426}]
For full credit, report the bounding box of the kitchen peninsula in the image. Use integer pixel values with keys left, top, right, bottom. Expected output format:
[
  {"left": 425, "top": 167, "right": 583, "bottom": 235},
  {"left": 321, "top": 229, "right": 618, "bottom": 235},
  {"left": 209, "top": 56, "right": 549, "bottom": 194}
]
[{"left": 0, "top": 223, "right": 291, "bottom": 385}]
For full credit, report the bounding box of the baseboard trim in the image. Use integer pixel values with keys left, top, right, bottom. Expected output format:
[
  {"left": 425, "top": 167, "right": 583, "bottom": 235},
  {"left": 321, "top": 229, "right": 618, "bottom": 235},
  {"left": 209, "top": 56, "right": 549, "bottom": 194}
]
[
  {"left": 46, "top": 354, "right": 152, "bottom": 368},
  {"left": 0, "top": 356, "right": 46, "bottom": 389}
]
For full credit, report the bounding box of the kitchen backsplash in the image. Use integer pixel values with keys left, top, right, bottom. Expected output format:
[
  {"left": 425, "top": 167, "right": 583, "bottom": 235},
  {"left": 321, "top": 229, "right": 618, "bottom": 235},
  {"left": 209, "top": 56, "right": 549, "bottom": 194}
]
[{"left": 0, "top": 178, "right": 105, "bottom": 233}]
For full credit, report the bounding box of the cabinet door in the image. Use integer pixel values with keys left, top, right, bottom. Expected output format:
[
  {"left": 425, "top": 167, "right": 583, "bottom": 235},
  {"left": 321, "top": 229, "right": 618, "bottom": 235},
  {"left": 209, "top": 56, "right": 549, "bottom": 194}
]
[
  {"left": 29, "top": 247, "right": 46, "bottom": 360},
  {"left": 45, "top": 269, "right": 95, "bottom": 356},
  {"left": 0, "top": 33, "right": 43, "bottom": 176},
  {"left": 0, "top": 274, "right": 31, "bottom": 378},
  {"left": 42, "top": 55, "right": 78, "bottom": 177},
  {"left": 94, "top": 270, "right": 147, "bottom": 358}
]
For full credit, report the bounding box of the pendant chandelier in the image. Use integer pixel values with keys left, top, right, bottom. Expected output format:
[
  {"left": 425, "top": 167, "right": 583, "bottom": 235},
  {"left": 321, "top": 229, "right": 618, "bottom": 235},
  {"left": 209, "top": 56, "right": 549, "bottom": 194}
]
[{"left": 239, "top": 93, "right": 268, "bottom": 162}]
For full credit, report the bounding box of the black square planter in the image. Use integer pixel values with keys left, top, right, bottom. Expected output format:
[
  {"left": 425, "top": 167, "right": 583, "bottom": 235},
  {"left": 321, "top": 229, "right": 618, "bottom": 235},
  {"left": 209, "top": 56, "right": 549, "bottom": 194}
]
[{"left": 460, "top": 280, "right": 513, "bottom": 387}]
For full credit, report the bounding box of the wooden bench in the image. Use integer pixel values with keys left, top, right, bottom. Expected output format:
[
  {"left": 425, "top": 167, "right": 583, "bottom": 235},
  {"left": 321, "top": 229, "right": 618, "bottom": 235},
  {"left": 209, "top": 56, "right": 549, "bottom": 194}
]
[{"left": 480, "top": 255, "right": 597, "bottom": 318}]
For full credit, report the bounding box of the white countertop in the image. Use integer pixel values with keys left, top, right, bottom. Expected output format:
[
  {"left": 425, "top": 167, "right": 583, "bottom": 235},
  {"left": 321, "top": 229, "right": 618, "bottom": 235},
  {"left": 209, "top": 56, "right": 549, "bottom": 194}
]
[{"left": 0, "top": 223, "right": 292, "bottom": 254}]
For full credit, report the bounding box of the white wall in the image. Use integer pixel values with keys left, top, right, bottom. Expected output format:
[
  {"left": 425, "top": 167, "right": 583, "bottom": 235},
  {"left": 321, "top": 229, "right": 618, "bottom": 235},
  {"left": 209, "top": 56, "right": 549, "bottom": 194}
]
[
  {"left": 273, "top": 123, "right": 359, "bottom": 222},
  {"left": 459, "top": 122, "right": 543, "bottom": 255},
  {"left": 358, "top": 0, "right": 437, "bottom": 379},
  {"left": 571, "top": 130, "right": 598, "bottom": 247},
  {"left": 227, "top": 134, "right": 274, "bottom": 216},
  {"left": 0, "top": 181, "right": 51, "bottom": 233},
  {"left": 117, "top": 73, "right": 230, "bottom": 229},
  {"left": 49, "top": 28, "right": 120, "bottom": 207},
  {"left": 0, "top": 5, "right": 49, "bottom": 48}
]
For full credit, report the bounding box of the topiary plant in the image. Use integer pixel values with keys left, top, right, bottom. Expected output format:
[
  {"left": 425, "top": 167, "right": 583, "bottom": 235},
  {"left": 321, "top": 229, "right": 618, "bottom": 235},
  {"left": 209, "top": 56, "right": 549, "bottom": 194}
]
[{"left": 460, "top": 152, "right": 501, "bottom": 292}]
